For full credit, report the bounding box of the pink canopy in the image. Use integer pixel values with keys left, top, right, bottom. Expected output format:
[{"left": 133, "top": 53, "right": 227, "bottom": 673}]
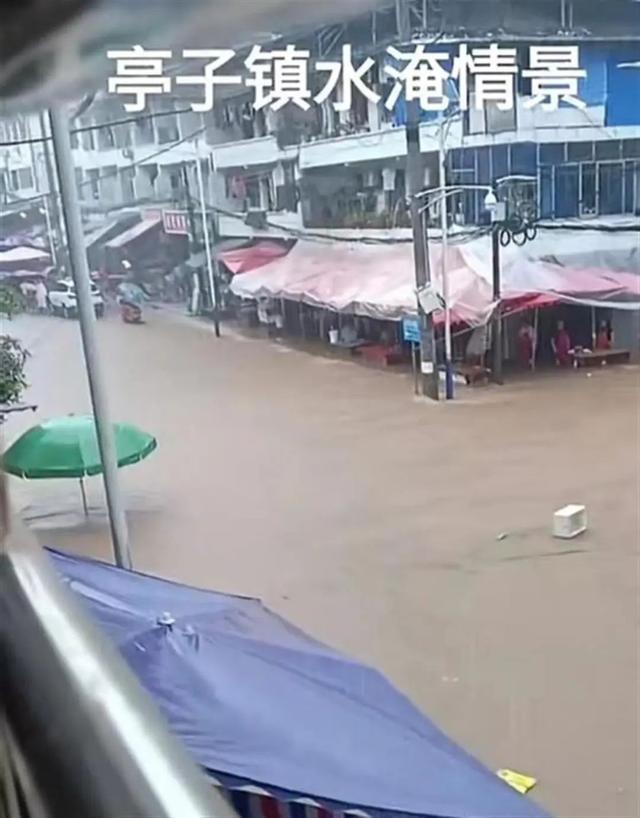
[
  {"left": 0, "top": 245, "right": 50, "bottom": 272},
  {"left": 219, "top": 241, "right": 290, "bottom": 274},
  {"left": 231, "top": 238, "right": 640, "bottom": 325}
]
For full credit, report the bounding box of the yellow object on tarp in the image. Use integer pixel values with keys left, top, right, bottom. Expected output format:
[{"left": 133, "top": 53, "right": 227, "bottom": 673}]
[{"left": 497, "top": 769, "right": 538, "bottom": 795}]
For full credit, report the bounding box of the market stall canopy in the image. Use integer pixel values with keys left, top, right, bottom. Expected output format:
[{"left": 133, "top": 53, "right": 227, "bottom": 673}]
[
  {"left": 50, "top": 548, "right": 549, "bottom": 818},
  {"left": 231, "top": 237, "right": 640, "bottom": 325},
  {"left": 0, "top": 244, "right": 50, "bottom": 271},
  {"left": 0, "top": 268, "right": 46, "bottom": 280},
  {"left": 219, "top": 240, "right": 291, "bottom": 274},
  {"left": 185, "top": 240, "right": 249, "bottom": 271}
]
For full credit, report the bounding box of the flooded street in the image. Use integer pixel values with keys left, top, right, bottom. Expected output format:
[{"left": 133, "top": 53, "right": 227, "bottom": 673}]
[{"left": 4, "top": 309, "right": 639, "bottom": 818}]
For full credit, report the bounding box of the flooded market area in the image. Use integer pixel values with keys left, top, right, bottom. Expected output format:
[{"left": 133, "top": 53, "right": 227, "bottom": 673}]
[{"left": 4, "top": 309, "right": 638, "bottom": 818}]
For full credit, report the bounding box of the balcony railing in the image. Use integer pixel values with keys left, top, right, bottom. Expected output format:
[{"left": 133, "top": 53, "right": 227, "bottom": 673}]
[{"left": 0, "top": 484, "right": 237, "bottom": 818}]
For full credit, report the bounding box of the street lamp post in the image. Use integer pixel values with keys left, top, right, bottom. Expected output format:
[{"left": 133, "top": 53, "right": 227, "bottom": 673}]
[
  {"left": 40, "top": 195, "right": 57, "bottom": 268},
  {"left": 417, "top": 182, "right": 517, "bottom": 393},
  {"left": 483, "top": 186, "right": 506, "bottom": 385},
  {"left": 437, "top": 120, "right": 454, "bottom": 400},
  {"left": 489, "top": 193, "right": 503, "bottom": 384}
]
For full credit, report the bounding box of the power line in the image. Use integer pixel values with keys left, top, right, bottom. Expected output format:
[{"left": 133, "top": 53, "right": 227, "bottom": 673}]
[
  {"left": 0, "top": 106, "right": 197, "bottom": 147},
  {"left": 6, "top": 122, "right": 209, "bottom": 208}
]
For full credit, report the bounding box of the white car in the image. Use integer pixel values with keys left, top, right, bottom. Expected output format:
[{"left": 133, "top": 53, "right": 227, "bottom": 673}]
[{"left": 48, "top": 278, "right": 104, "bottom": 318}]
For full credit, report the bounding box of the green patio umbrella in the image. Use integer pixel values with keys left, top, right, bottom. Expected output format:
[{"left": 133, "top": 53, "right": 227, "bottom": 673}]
[{"left": 2, "top": 415, "right": 157, "bottom": 515}]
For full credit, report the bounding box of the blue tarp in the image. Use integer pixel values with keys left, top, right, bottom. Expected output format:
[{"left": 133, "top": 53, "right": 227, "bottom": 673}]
[{"left": 49, "top": 548, "right": 550, "bottom": 818}]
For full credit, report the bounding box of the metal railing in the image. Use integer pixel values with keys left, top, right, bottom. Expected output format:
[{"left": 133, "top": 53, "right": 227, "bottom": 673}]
[{"left": 0, "top": 478, "right": 237, "bottom": 818}]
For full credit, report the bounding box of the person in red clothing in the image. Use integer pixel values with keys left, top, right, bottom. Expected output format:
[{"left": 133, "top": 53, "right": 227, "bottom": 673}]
[
  {"left": 595, "top": 320, "right": 611, "bottom": 351},
  {"left": 551, "top": 320, "right": 572, "bottom": 366}
]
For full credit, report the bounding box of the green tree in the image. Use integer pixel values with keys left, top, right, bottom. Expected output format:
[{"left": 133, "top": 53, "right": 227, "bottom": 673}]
[
  {"left": 0, "top": 285, "right": 25, "bottom": 320},
  {"left": 0, "top": 336, "right": 30, "bottom": 405},
  {"left": 0, "top": 284, "right": 30, "bottom": 406}
]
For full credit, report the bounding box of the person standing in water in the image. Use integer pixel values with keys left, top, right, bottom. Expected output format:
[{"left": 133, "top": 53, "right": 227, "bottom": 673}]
[
  {"left": 552, "top": 320, "right": 572, "bottom": 366},
  {"left": 595, "top": 320, "right": 612, "bottom": 351}
]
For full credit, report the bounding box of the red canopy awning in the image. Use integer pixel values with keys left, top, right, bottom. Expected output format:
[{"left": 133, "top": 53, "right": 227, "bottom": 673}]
[
  {"left": 231, "top": 238, "right": 640, "bottom": 325},
  {"left": 219, "top": 241, "right": 290, "bottom": 274}
]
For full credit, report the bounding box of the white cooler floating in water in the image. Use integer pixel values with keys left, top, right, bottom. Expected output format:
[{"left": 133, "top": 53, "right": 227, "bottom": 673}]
[{"left": 553, "top": 504, "right": 587, "bottom": 539}]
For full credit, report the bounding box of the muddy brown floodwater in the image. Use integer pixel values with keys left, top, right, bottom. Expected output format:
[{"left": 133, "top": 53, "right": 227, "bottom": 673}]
[{"left": 5, "top": 310, "right": 639, "bottom": 818}]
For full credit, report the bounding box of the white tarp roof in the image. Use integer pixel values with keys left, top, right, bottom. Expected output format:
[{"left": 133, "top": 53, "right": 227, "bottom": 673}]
[{"left": 231, "top": 233, "right": 640, "bottom": 325}]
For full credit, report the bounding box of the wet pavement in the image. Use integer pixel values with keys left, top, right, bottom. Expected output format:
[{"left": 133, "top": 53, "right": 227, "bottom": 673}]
[{"left": 4, "top": 308, "right": 639, "bottom": 818}]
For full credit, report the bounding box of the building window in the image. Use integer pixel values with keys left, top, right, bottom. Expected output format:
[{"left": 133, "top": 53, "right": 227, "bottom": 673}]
[
  {"left": 623, "top": 161, "right": 636, "bottom": 214},
  {"left": 9, "top": 168, "right": 33, "bottom": 190},
  {"left": 581, "top": 164, "right": 596, "bottom": 215},
  {"left": 539, "top": 166, "right": 553, "bottom": 219},
  {"left": 595, "top": 140, "right": 621, "bottom": 161},
  {"left": 122, "top": 167, "right": 136, "bottom": 202},
  {"left": 246, "top": 178, "right": 261, "bottom": 209},
  {"left": 114, "top": 124, "right": 132, "bottom": 150},
  {"left": 485, "top": 100, "right": 516, "bottom": 134},
  {"left": 598, "top": 163, "right": 623, "bottom": 215},
  {"left": 87, "top": 169, "right": 100, "bottom": 200},
  {"left": 554, "top": 164, "right": 579, "bottom": 218},
  {"left": 168, "top": 168, "right": 182, "bottom": 197},
  {"left": 102, "top": 166, "right": 117, "bottom": 200},
  {"left": 490, "top": 145, "right": 509, "bottom": 180},
  {"left": 510, "top": 142, "right": 536, "bottom": 176},
  {"left": 140, "top": 164, "right": 158, "bottom": 194},
  {"left": 622, "top": 139, "right": 640, "bottom": 159},
  {"left": 539, "top": 143, "right": 565, "bottom": 165},
  {"left": 74, "top": 168, "right": 84, "bottom": 199},
  {"left": 156, "top": 101, "right": 180, "bottom": 144},
  {"left": 157, "top": 119, "right": 179, "bottom": 144},
  {"left": 10, "top": 119, "right": 27, "bottom": 141},
  {"left": 476, "top": 146, "right": 491, "bottom": 184},
  {"left": 567, "top": 142, "right": 593, "bottom": 163},
  {"left": 80, "top": 122, "right": 95, "bottom": 151},
  {"left": 97, "top": 126, "right": 116, "bottom": 151},
  {"left": 134, "top": 117, "right": 155, "bottom": 145}
]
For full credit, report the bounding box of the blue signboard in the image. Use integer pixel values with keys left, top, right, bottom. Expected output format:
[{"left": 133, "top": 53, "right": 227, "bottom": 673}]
[{"left": 402, "top": 317, "right": 421, "bottom": 343}]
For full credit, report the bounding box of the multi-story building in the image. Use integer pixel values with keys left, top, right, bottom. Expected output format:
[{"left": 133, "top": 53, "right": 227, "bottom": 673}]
[
  {"left": 0, "top": 114, "right": 50, "bottom": 208},
  {"left": 1, "top": 0, "right": 639, "bottom": 241}
]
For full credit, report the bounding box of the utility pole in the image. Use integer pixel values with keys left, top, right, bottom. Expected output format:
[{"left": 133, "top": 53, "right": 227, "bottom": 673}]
[
  {"left": 490, "top": 182, "right": 503, "bottom": 384},
  {"left": 181, "top": 165, "right": 198, "bottom": 246},
  {"left": 38, "top": 111, "right": 65, "bottom": 271},
  {"left": 49, "top": 105, "right": 132, "bottom": 570},
  {"left": 40, "top": 194, "right": 57, "bottom": 268},
  {"left": 396, "top": 0, "right": 439, "bottom": 399},
  {"left": 438, "top": 116, "right": 454, "bottom": 399},
  {"left": 194, "top": 140, "right": 221, "bottom": 337},
  {"left": 182, "top": 164, "right": 205, "bottom": 316}
]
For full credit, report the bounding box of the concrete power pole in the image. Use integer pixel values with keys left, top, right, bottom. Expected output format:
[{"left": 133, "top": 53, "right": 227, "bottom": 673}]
[
  {"left": 38, "top": 111, "right": 65, "bottom": 271},
  {"left": 396, "top": 0, "right": 439, "bottom": 399},
  {"left": 49, "top": 105, "right": 132, "bottom": 570}
]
